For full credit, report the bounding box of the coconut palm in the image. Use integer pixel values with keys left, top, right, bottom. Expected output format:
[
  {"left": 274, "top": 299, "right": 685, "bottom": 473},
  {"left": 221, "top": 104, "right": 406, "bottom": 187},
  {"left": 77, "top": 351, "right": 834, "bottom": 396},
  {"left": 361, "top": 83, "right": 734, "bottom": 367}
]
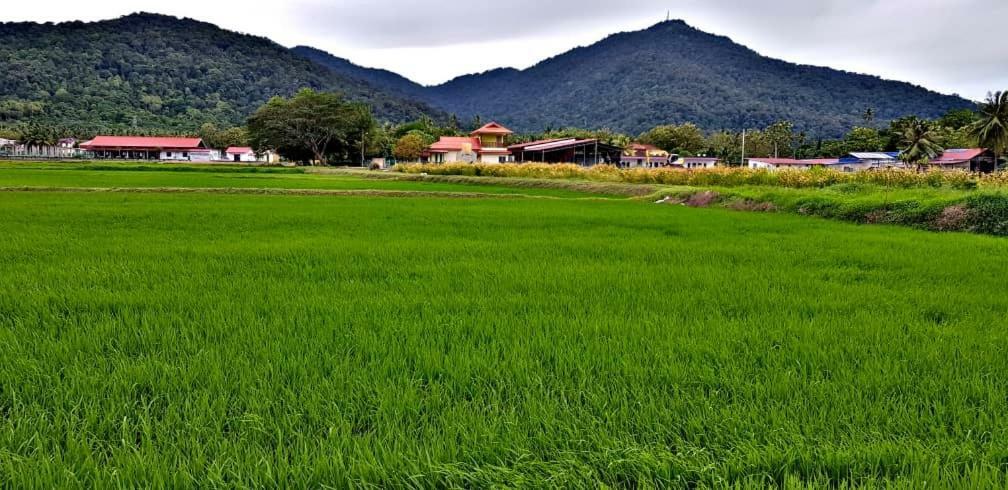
[
  {"left": 970, "top": 91, "right": 1008, "bottom": 172},
  {"left": 895, "top": 118, "right": 944, "bottom": 172}
]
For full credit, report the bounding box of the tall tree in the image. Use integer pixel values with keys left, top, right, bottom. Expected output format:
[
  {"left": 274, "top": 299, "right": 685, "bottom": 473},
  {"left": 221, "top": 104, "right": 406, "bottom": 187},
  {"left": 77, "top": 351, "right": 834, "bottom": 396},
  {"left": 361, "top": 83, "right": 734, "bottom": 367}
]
[
  {"left": 844, "top": 127, "right": 886, "bottom": 152},
  {"left": 393, "top": 133, "right": 428, "bottom": 162},
  {"left": 198, "top": 123, "right": 248, "bottom": 150},
  {"left": 895, "top": 118, "right": 944, "bottom": 172},
  {"left": 764, "top": 121, "right": 795, "bottom": 158},
  {"left": 247, "top": 89, "right": 375, "bottom": 165},
  {"left": 939, "top": 108, "right": 978, "bottom": 130},
  {"left": 18, "top": 122, "right": 56, "bottom": 149},
  {"left": 969, "top": 91, "right": 1008, "bottom": 172},
  {"left": 639, "top": 123, "right": 705, "bottom": 155}
]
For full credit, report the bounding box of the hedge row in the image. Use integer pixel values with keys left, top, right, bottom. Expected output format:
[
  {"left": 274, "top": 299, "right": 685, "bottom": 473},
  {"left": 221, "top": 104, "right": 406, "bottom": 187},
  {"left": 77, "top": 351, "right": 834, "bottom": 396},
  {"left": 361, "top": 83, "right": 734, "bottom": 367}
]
[
  {"left": 672, "top": 189, "right": 1008, "bottom": 236},
  {"left": 396, "top": 163, "right": 1008, "bottom": 191}
]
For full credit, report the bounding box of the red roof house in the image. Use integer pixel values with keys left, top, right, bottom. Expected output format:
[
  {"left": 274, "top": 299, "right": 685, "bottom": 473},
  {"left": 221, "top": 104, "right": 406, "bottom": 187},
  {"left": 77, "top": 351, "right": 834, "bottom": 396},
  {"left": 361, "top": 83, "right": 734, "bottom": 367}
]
[
  {"left": 80, "top": 136, "right": 205, "bottom": 151},
  {"left": 929, "top": 148, "right": 996, "bottom": 172},
  {"left": 224, "top": 146, "right": 259, "bottom": 162},
  {"left": 424, "top": 122, "right": 514, "bottom": 164},
  {"left": 80, "top": 136, "right": 209, "bottom": 161}
]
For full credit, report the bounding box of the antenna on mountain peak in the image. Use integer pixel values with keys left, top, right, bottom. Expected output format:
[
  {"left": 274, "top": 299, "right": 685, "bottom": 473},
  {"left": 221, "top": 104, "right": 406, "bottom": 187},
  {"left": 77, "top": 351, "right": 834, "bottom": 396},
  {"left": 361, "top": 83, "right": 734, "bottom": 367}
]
[{"left": 666, "top": 11, "right": 670, "bottom": 22}]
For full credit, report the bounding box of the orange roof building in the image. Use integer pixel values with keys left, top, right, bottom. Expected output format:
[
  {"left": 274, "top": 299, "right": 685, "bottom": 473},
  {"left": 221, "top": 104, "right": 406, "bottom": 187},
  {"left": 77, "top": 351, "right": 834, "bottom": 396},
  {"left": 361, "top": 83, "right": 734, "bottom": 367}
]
[{"left": 423, "top": 122, "right": 514, "bottom": 164}]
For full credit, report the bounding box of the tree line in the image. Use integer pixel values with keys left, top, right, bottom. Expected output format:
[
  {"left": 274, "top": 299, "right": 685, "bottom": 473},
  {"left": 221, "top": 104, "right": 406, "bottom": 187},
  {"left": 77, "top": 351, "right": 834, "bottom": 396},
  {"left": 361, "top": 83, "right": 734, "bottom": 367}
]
[{"left": 5, "top": 89, "right": 1005, "bottom": 170}]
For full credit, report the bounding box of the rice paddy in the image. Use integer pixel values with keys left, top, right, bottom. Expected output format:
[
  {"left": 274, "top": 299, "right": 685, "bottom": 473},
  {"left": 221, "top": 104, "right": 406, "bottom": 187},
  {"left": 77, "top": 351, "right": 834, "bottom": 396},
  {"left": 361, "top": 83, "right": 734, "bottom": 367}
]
[{"left": 1, "top": 163, "right": 1007, "bottom": 487}]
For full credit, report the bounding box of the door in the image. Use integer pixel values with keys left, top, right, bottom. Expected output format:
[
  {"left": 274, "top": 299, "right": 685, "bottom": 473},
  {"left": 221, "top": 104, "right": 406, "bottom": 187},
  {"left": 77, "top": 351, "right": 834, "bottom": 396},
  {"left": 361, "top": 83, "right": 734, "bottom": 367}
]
[{"left": 234, "top": 154, "right": 241, "bottom": 162}]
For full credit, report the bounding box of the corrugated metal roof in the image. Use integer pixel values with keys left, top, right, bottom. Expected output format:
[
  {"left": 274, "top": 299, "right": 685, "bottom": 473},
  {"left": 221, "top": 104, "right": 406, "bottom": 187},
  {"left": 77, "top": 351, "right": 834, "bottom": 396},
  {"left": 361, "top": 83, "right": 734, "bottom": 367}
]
[
  {"left": 81, "top": 136, "right": 204, "bottom": 149},
  {"left": 850, "top": 152, "right": 897, "bottom": 160},
  {"left": 931, "top": 148, "right": 988, "bottom": 164},
  {"left": 524, "top": 139, "right": 596, "bottom": 152},
  {"left": 508, "top": 138, "right": 569, "bottom": 151},
  {"left": 749, "top": 157, "right": 840, "bottom": 166}
]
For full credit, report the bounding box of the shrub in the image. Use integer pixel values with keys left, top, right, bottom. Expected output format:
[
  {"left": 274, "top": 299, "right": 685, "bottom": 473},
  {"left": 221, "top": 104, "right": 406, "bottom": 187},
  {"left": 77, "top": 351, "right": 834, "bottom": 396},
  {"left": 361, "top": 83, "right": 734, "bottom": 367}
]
[
  {"left": 831, "top": 182, "right": 867, "bottom": 194},
  {"left": 931, "top": 205, "right": 976, "bottom": 232},
  {"left": 794, "top": 197, "right": 841, "bottom": 218},
  {"left": 394, "top": 163, "right": 1008, "bottom": 191},
  {"left": 965, "top": 194, "right": 1008, "bottom": 236},
  {"left": 836, "top": 201, "right": 891, "bottom": 223},
  {"left": 727, "top": 199, "right": 777, "bottom": 212},
  {"left": 684, "top": 191, "right": 720, "bottom": 207}
]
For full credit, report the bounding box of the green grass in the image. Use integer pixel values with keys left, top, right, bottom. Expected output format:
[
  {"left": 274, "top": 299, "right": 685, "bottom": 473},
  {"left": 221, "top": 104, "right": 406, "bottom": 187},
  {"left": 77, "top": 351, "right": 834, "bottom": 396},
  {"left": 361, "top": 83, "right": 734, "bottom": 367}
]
[
  {"left": 0, "top": 162, "right": 628, "bottom": 199},
  {"left": 1, "top": 164, "right": 1007, "bottom": 487}
]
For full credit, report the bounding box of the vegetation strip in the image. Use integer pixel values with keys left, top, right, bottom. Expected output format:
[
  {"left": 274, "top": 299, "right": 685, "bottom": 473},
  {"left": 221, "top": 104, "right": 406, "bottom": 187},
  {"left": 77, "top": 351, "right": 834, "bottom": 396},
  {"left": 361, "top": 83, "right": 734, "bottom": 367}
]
[
  {"left": 395, "top": 162, "right": 1008, "bottom": 190},
  {"left": 345, "top": 171, "right": 659, "bottom": 197},
  {"left": 0, "top": 186, "right": 532, "bottom": 199},
  {"left": 660, "top": 186, "right": 1008, "bottom": 236}
]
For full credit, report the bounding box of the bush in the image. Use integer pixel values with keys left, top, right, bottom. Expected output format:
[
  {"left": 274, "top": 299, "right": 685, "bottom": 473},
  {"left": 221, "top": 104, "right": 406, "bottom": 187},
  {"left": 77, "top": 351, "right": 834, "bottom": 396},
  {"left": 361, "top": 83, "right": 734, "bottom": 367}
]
[
  {"left": 396, "top": 163, "right": 1008, "bottom": 191},
  {"left": 794, "top": 197, "right": 841, "bottom": 218},
  {"left": 684, "top": 191, "right": 720, "bottom": 207},
  {"left": 965, "top": 194, "right": 1008, "bottom": 236},
  {"left": 931, "top": 205, "right": 976, "bottom": 232}
]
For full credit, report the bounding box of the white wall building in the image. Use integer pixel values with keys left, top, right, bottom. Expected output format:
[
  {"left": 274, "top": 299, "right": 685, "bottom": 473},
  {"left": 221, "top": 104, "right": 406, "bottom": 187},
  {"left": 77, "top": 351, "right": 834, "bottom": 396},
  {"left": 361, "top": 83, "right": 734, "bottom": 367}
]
[{"left": 224, "top": 147, "right": 259, "bottom": 162}]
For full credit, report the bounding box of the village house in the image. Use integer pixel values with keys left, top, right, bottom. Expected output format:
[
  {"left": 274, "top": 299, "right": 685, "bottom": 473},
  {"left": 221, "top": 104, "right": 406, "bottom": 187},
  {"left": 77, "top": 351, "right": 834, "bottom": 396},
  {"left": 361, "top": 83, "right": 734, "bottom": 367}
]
[
  {"left": 930, "top": 148, "right": 997, "bottom": 172},
  {"left": 224, "top": 146, "right": 259, "bottom": 162},
  {"left": 424, "top": 122, "right": 514, "bottom": 163},
  {"left": 621, "top": 143, "right": 669, "bottom": 168},
  {"left": 749, "top": 148, "right": 997, "bottom": 173},
  {"left": 80, "top": 136, "right": 218, "bottom": 161},
  {"left": 748, "top": 157, "right": 874, "bottom": 173},
  {"left": 846, "top": 152, "right": 902, "bottom": 168},
  {"left": 670, "top": 155, "right": 719, "bottom": 169},
  {"left": 0, "top": 138, "right": 17, "bottom": 153}
]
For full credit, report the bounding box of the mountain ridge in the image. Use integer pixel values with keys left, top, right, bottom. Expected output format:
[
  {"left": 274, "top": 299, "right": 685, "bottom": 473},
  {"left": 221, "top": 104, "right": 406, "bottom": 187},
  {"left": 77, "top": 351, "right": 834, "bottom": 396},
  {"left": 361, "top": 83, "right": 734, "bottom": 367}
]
[
  {"left": 301, "top": 19, "right": 973, "bottom": 136},
  {"left": 0, "top": 12, "right": 443, "bottom": 132},
  {"left": 0, "top": 13, "right": 975, "bottom": 137}
]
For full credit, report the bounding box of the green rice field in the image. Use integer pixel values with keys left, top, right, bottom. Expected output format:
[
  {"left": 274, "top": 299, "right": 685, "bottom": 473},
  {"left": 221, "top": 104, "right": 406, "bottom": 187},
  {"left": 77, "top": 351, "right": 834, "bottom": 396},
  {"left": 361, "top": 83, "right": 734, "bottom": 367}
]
[{"left": 1, "top": 163, "right": 1007, "bottom": 487}]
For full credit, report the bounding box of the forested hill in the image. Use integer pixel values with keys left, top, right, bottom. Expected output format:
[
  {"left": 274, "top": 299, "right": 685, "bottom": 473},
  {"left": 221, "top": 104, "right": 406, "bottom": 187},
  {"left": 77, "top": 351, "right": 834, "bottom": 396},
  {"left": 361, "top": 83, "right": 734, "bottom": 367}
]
[
  {"left": 0, "top": 13, "right": 441, "bottom": 132},
  {"left": 419, "top": 20, "right": 973, "bottom": 136},
  {"left": 0, "top": 14, "right": 975, "bottom": 137},
  {"left": 291, "top": 46, "right": 429, "bottom": 101}
]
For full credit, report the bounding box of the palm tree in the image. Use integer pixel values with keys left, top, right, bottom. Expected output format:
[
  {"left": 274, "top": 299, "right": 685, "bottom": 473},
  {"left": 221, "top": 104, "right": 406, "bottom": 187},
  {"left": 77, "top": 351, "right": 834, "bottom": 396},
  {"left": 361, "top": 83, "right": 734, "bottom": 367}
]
[
  {"left": 895, "top": 118, "right": 944, "bottom": 172},
  {"left": 970, "top": 91, "right": 1008, "bottom": 172}
]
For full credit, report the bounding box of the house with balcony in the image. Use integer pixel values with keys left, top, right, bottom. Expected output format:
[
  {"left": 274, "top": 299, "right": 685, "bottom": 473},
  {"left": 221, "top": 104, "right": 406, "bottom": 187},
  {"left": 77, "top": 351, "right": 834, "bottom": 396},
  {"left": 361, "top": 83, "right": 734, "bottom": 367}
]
[
  {"left": 621, "top": 143, "right": 669, "bottom": 168},
  {"left": 423, "top": 122, "right": 514, "bottom": 163}
]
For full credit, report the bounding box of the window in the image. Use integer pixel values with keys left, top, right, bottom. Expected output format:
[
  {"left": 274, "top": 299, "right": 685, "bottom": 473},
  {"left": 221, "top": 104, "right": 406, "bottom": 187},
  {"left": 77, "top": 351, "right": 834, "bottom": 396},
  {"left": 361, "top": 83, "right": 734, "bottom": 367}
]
[
  {"left": 166, "top": 152, "right": 172, "bottom": 157},
  {"left": 182, "top": 152, "right": 188, "bottom": 158}
]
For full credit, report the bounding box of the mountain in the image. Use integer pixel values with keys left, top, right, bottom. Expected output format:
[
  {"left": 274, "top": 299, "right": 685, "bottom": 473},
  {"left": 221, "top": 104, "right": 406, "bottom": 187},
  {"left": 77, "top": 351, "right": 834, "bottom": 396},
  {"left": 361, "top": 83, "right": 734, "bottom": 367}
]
[
  {"left": 301, "top": 20, "right": 974, "bottom": 137},
  {"left": 291, "top": 46, "right": 429, "bottom": 101},
  {"left": 0, "top": 14, "right": 976, "bottom": 138},
  {"left": 0, "top": 13, "right": 441, "bottom": 132},
  {"left": 428, "top": 21, "right": 973, "bottom": 136}
]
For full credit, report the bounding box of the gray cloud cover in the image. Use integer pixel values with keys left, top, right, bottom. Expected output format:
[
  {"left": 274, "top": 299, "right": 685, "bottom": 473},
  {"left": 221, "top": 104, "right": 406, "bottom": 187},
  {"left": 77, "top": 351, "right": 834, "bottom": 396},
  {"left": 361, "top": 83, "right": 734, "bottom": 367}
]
[{"left": 3, "top": 0, "right": 1006, "bottom": 99}]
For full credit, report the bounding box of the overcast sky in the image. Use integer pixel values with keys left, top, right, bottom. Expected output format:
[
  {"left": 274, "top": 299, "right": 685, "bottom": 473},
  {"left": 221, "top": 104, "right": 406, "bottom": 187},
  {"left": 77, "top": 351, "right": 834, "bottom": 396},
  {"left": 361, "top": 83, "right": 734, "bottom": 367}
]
[{"left": 4, "top": 0, "right": 1006, "bottom": 100}]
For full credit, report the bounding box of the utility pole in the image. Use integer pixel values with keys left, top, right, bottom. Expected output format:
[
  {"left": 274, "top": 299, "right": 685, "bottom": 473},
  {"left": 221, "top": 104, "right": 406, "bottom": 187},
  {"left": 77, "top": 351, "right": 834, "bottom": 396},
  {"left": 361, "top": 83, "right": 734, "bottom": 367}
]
[
  {"left": 361, "top": 131, "right": 366, "bottom": 167},
  {"left": 741, "top": 129, "right": 746, "bottom": 168}
]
